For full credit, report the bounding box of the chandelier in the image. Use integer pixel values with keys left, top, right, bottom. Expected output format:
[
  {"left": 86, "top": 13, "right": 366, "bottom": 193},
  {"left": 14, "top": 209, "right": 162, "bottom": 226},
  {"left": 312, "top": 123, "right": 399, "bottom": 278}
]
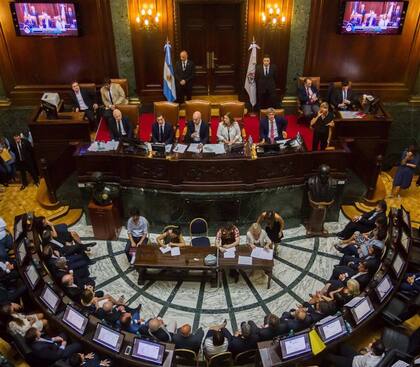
[
  {"left": 135, "top": 0, "right": 160, "bottom": 30},
  {"left": 261, "top": 3, "right": 287, "bottom": 30}
]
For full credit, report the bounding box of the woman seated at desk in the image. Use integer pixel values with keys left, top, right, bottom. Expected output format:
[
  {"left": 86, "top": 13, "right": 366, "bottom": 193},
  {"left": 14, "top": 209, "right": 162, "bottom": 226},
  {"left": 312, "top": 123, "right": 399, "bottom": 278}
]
[
  {"left": 216, "top": 113, "right": 242, "bottom": 145},
  {"left": 156, "top": 225, "right": 187, "bottom": 247},
  {"left": 246, "top": 223, "right": 272, "bottom": 250},
  {"left": 215, "top": 223, "right": 240, "bottom": 282}
]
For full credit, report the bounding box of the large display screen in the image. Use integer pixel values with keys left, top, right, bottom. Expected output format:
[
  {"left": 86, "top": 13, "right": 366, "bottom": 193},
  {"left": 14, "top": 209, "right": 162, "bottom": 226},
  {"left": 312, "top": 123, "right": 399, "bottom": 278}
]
[
  {"left": 10, "top": 2, "right": 80, "bottom": 37},
  {"left": 339, "top": 1, "right": 408, "bottom": 35}
]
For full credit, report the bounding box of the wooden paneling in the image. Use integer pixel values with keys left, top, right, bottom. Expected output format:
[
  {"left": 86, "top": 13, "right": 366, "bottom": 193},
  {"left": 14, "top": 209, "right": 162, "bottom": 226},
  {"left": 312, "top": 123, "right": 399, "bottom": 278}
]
[
  {"left": 129, "top": 0, "right": 294, "bottom": 102},
  {"left": 304, "top": 0, "right": 420, "bottom": 101},
  {"left": 0, "top": 0, "right": 118, "bottom": 105}
]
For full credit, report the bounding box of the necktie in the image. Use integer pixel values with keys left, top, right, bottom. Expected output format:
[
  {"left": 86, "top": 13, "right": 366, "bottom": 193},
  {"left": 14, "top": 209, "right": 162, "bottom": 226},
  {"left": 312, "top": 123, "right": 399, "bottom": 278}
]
[
  {"left": 343, "top": 89, "right": 347, "bottom": 101},
  {"left": 109, "top": 90, "right": 114, "bottom": 105},
  {"left": 182, "top": 61, "right": 186, "bottom": 71},
  {"left": 17, "top": 142, "right": 23, "bottom": 161},
  {"left": 265, "top": 66, "right": 268, "bottom": 76},
  {"left": 270, "top": 121, "right": 275, "bottom": 144},
  {"left": 227, "top": 127, "right": 230, "bottom": 142},
  {"left": 159, "top": 125, "right": 164, "bottom": 142},
  {"left": 117, "top": 120, "right": 122, "bottom": 135}
]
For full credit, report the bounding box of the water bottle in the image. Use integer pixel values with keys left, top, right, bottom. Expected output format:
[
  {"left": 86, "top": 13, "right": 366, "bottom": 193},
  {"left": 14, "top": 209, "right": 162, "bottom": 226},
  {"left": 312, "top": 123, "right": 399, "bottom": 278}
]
[
  {"left": 288, "top": 329, "right": 295, "bottom": 337},
  {"left": 344, "top": 320, "right": 353, "bottom": 333},
  {"left": 248, "top": 135, "right": 253, "bottom": 146}
]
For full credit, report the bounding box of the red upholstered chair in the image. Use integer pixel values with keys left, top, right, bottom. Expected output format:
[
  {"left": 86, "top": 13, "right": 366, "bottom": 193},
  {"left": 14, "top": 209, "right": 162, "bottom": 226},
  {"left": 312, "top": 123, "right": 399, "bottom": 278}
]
[
  {"left": 117, "top": 104, "right": 140, "bottom": 136},
  {"left": 153, "top": 101, "right": 180, "bottom": 141}
]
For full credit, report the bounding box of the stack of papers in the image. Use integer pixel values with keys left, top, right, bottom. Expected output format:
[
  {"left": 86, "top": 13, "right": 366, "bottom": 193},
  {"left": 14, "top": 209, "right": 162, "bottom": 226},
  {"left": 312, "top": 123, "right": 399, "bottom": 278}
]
[
  {"left": 173, "top": 144, "right": 188, "bottom": 154},
  {"left": 165, "top": 144, "right": 173, "bottom": 153},
  {"left": 238, "top": 256, "right": 253, "bottom": 265},
  {"left": 203, "top": 144, "right": 226, "bottom": 155},
  {"left": 186, "top": 144, "right": 201, "bottom": 153},
  {"left": 159, "top": 246, "right": 171, "bottom": 254},
  {"left": 170, "top": 247, "right": 181, "bottom": 256},
  {"left": 223, "top": 247, "right": 236, "bottom": 258},
  {"left": 251, "top": 247, "right": 274, "bottom": 260},
  {"left": 88, "top": 140, "right": 119, "bottom": 152}
]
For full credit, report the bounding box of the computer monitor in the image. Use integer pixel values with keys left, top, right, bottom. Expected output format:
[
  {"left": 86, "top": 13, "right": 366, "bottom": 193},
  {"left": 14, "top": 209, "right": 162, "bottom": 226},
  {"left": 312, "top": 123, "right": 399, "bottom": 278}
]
[
  {"left": 375, "top": 274, "right": 393, "bottom": 302},
  {"left": 24, "top": 263, "right": 40, "bottom": 289},
  {"left": 400, "top": 230, "right": 410, "bottom": 253},
  {"left": 132, "top": 338, "right": 166, "bottom": 364},
  {"left": 16, "top": 238, "right": 27, "bottom": 264},
  {"left": 400, "top": 205, "right": 411, "bottom": 234},
  {"left": 92, "top": 323, "right": 124, "bottom": 353},
  {"left": 392, "top": 253, "right": 404, "bottom": 277},
  {"left": 350, "top": 297, "right": 375, "bottom": 325},
  {"left": 316, "top": 316, "right": 347, "bottom": 343},
  {"left": 14, "top": 217, "right": 23, "bottom": 240},
  {"left": 279, "top": 332, "right": 312, "bottom": 360},
  {"left": 40, "top": 285, "right": 61, "bottom": 314},
  {"left": 260, "top": 143, "right": 280, "bottom": 153},
  {"left": 151, "top": 143, "right": 165, "bottom": 154},
  {"left": 62, "top": 305, "right": 88, "bottom": 335}
]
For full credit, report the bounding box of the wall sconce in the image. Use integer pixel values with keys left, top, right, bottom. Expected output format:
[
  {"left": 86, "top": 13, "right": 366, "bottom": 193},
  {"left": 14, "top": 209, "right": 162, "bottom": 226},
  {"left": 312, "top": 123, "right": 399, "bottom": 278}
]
[
  {"left": 135, "top": 0, "right": 160, "bottom": 30},
  {"left": 261, "top": 3, "right": 287, "bottom": 30}
]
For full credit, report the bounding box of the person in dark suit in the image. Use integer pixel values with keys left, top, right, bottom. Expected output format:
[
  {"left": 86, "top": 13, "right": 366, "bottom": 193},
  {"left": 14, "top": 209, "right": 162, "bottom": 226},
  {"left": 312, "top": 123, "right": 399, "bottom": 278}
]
[
  {"left": 151, "top": 115, "right": 174, "bottom": 144},
  {"left": 255, "top": 55, "right": 278, "bottom": 109},
  {"left": 337, "top": 200, "right": 387, "bottom": 240},
  {"left": 184, "top": 111, "right": 209, "bottom": 144},
  {"left": 172, "top": 324, "right": 204, "bottom": 353},
  {"left": 310, "top": 102, "right": 335, "bottom": 151},
  {"left": 24, "top": 327, "right": 82, "bottom": 363},
  {"left": 226, "top": 322, "right": 259, "bottom": 357},
  {"left": 248, "top": 313, "right": 288, "bottom": 341},
  {"left": 9, "top": 134, "right": 39, "bottom": 190},
  {"left": 139, "top": 317, "right": 174, "bottom": 342},
  {"left": 108, "top": 109, "right": 133, "bottom": 141},
  {"left": 174, "top": 50, "right": 195, "bottom": 103},
  {"left": 330, "top": 261, "right": 372, "bottom": 290},
  {"left": 259, "top": 108, "right": 288, "bottom": 143},
  {"left": 302, "top": 300, "right": 337, "bottom": 323},
  {"left": 68, "top": 352, "right": 111, "bottom": 367},
  {"left": 331, "top": 80, "right": 354, "bottom": 110},
  {"left": 70, "top": 81, "right": 99, "bottom": 129},
  {"left": 298, "top": 78, "right": 320, "bottom": 119},
  {"left": 280, "top": 307, "right": 312, "bottom": 333}
]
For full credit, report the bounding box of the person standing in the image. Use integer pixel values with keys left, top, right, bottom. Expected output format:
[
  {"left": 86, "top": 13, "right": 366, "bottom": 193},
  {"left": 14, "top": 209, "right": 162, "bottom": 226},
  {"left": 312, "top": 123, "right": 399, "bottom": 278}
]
[
  {"left": 390, "top": 145, "right": 419, "bottom": 198},
  {"left": 310, "top": 102, "right": 335, "bottom": 151},
  {"left": 255, "top": 55, "right": 278, "bottom": 109},
  {"left": 174, "top": 50, "right": 195, "bottom": 103},
  {"left": 10, "top": 134, "right": 39, "bottom": 190}
]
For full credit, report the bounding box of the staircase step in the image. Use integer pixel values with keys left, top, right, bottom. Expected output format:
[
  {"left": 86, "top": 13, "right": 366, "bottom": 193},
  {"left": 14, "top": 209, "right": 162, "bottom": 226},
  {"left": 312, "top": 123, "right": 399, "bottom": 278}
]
[
  {"left": 355, "top": 201, "right": 376, "bottom": 213},
  {"left": 36, "top": 178, "right": 61, "bottom": 210},
  {"left": 51, "top": 208, "right": 83, "bottom": 227}
]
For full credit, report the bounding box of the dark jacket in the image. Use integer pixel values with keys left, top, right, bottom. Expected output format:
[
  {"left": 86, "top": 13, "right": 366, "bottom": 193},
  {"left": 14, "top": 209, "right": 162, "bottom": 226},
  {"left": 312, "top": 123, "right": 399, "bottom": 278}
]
[
  {"left": 173, "top": 327, "right": 204, "bottom": 352},
  {"left": 174, "top": 60, "right": 195, "bottom": 86},
  {"left": 248, "top": 320, "right": 287, "bottom": 341},
  {"left": 256, "top": 64, "right": 278, "bottom": 92},
  {"left": 331, "top": 87, "right": 355, "bottom": 108},
  {"left": 259, "top": 116, "right": 288, "bottom": 142},
  {"left": 70, "top": 88, "right": 97, "bottom": 111},
  {"left": 228, "top": 333, "right": 259, "bottom": 357},
  {"left": 151, "top": 122, "right": 174, "bottom": 144},
  {"left": 298, "top": 85, "right": 319, "bottom": 105},
  {"left": 184, "top": 121, "right": 209, "bottom": 144},
  {"left": 109, "top": 117, "right": 133, "bottom": 140},
  {"left": 9, "top": 139, "right": 36, "bottom": 166}
]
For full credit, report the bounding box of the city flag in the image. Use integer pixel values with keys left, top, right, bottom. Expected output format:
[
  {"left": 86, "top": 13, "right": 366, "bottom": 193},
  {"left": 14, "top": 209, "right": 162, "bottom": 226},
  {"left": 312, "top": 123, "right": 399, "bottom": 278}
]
[{"left": 244, "top": 39, "right": 260, "bottom": 107}]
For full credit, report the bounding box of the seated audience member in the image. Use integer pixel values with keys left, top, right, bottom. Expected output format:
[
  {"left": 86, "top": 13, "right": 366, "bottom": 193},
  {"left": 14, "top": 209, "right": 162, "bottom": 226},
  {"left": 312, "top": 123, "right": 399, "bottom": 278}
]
[
  {"left": 0, "top": 217, "right": 13, "bottom": 261},
  {"left": 302, "top": 299, "right": 337, "bottom": 323},
  {"left": 156, "top": 225, "right": 186, "bottom": 247},
  {"left": 280, "top": 308, "right": 311, "bottom": 334},
  {"left": 184, "top": 111, "right": 209, "bottom": 144},
  {"left": 70, "top": 81, "right": 99, "bottom": 128},
  {"left": 100, "top": 78, "right": 128, "bottom": 120},
  {"left": 80, "top": 289, "right": 124, "bottom": 315},
  {"left": 330, "top": 261, "right": 372, "bottom": 290},
  {"left": 109, "top": 109, "right": 133, "bottom": 141},
  {"left": 339, "top": 245, "right": 382, "bottom": 274},
  {"left": 259, "top": 108, "right": 288, "bottom": 144},
  {"left": 61, "top": 273, "right": 101, "bottom": 302},
  {"left": 0, "top": 264, "right": 27, "bottom": 305},
  {"left": 390, "top": 144, "right": 419, "bottom": 198},
  {"left": 125, "top": 209, "right": 149, "bottom": 265},
  {"left": 298, "top": 77, "right": 320, "bottom": 118},
  {"left": 68, "top": 352, "right": 111, "bottom": 367},
  {"left": 25, "top": 327, "right": 82, "bottom": 363},
  {"left": 227, "top": 321, "right": 259, "bottom": 357},
  {"left": 331, "top": 80, "right": 354, "bottom": 110},
  {"left": 0, "top": 302, "right": 47, "bottom": 336},
  {"left": 310, "top": 279, "right": 360, "bottom": 308},
  {"left": 0, "top": 137, "right": 16, "bottom": 183},
  {"left": 117, "top": 305, "right": 144, "bottom": 334},
  {"left": 151, "top": 114, "right": 174, "bottom": 144},
  {"left": 95, "top": 301, "right": 125, "bottom": 328},
  {"left": 246, "top": 223, "right": 272, "bottom": 249},
  {"left": 173, "top": 324, "right": 204, "bottom": 353},
  {"left": 257, "top": 210, "right": 285, "bottom": 244},
  {"left": 337, "top": 200, "right": 387, "bottom": 240},
  {"left": 250, "top": 313, "right": 288, "bottom": 340},
  {"left": 215, "top": 223, "right": 240, "bottom": 281},
  {"left": 310, "top": 102, "right": 334, "bottom": 151},
  {"left": 140, "top": 317, "right": 175, "bottom": 342},
  {"left": 400, "top": 272, "right": 420, "bottom": 296},
  {"left": 324, "top": 338, "right": 385, "bottom": 367},
  {"left": 203, "top": 320, "right": 229, "bottom": 357},
  {"left": 217, "top": 113, "right": 242, "bottom": 145}
]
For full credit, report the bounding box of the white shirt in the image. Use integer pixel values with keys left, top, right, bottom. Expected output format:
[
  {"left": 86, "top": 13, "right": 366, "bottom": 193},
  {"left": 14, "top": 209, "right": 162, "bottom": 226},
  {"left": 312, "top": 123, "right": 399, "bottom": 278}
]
[
  {"left": 267, "top": 118, "right": 279, "bottom": 140},
  {"left": 217, "top": 122, "right": 242, "bottom": 143},
  {"left": 115, "top": 119, "right": 127, "bottom": 136},
  {"left": 193, "top": 122, "right": 202, "bottom": 142},
  {"left": 75, "top": 91, "right": 88, "bottom": 111},
  {"left": 127, "top": 216, "right": 149, "bottom": 238},
  {"left": 352, "top": 352, "right": 383, "bottom": 367},
  {"left": 246, "top": 229, "right": 271, "bottom": 247},
  {"left": 0, "top": 217, "right": 7, "bottom": 240}
]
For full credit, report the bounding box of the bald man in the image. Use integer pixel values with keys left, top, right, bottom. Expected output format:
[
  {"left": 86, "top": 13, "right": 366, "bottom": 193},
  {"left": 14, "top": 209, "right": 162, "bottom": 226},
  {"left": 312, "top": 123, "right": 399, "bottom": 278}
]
[
  {"left": 184, "top": 111, "right": 209, "bottom": 144},
  {"left": 174, "top": 50, "right": 195, "bottom": 103},
  {"left": 109, "top": 108, "right": 133, "bottom": 140},
  {"left": 173, "top": 324, "right": 204, "bottom": 353}
]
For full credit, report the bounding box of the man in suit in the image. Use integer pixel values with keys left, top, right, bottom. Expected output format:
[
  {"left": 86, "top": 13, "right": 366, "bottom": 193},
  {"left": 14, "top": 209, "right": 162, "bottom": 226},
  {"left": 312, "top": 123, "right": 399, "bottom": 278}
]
[
  {"left": 100, "top": 78, "right": 128, "bottom": 121},
  {"left": 173, "top": 324, "right": 204, "bottom": 353},
  {"left": 174, "top": 50, "right": 195, "bottom": 103},
  {"left": 248, "top": 313, "right": 287, "bottom": 341},
  {"left": 184, "top": 111, "right": 209, "bottom": 144},
  {"left": 227, "top": 322, "right": 259, "bottom": 357},
  {"left": 24, "top": 327, "right": 82, "bottom": 363},
  {"left": 331, "top": 80, "right": 354, "bottom": 110},
  {"left": 109, "top": 109, "right": 133, "bottom": 141},
  {"left": 10, "top": 134, "right": 39, "bottom": 190},
  {"left": 151, "top": 114, "right": 174, "bottom": 144},
  {"left": 70, "top": 81, "right": 98, "bottom": 129},
  {"left": 280, "top": 307, "right": 312, "bottom": 333},
  {"left": 331, "top": 261, "right": 372, "bottom": 290},
  {"left": 259, "top": 108, "right": 288, "bottom": 143},
  {"left": 298, "top": 78, "right": 320, "bottom": 118},
  {"left": 255, "top": 55, "right": 278, "bottom": 109},
  {"left": 337, "top": 200, "right": 387, "bottom": 240},
  {"left": 139, "top": 317, "right": 175, "bottom": 342},
  {"left": 61, "top": 273, "right": 99, "bottom": 302}
]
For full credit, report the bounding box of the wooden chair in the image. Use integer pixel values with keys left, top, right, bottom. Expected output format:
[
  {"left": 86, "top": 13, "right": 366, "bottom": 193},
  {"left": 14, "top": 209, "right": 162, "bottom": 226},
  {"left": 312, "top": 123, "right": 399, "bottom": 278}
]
[
  {"left": 206, "top": 351, "right": 232, "bottom": 367},
  {"left": 111, "top": 78, "right": 129, "bottom": 98},
  {"left": 328, "top": 80, "right": 353, "bottom": 105},
  {"left": 190, "top": 217, "right": 211, "bottom": 247},
  {"left": 117, "top": 104, "right": 140, "bottom": 137},
  {"left": 297, "top": 77, "right": 321, "bottom": 122},
  {"left": 234, "top": 349, "right": 258, "bottom": 365},
  {"left": 219, "top": 101, "right": 247, "bottom": 140},
  {"left": 153, "top": 101, "right": 180, "bottom": 141},
  {"left": 70, "top": 83, "right": 96, "bottom": 111},
  {"left": 174, "top": 349, "right": 199, "bottom": 366},
  {"left": 183, "top": 99, "right": 212, "bottom": 141}
]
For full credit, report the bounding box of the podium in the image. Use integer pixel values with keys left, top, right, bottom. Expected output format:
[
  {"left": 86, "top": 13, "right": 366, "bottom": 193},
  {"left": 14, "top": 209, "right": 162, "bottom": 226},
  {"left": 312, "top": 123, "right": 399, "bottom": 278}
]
[{"left": 88, "top": 201, "right": 121, "bottom": 240}]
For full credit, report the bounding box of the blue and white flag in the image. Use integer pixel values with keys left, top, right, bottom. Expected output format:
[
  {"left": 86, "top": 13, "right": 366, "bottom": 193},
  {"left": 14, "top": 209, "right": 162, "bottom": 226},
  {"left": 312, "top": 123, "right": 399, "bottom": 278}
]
[{"left": 163, "top": 41, "right": 176, "bottom": 102}]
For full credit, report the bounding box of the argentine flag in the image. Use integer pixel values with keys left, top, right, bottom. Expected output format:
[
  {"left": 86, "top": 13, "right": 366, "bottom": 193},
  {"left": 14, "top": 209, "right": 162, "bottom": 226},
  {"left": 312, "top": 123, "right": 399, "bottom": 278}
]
[{"left": 163, "top": 41, "right": 176, "bottom": 102}]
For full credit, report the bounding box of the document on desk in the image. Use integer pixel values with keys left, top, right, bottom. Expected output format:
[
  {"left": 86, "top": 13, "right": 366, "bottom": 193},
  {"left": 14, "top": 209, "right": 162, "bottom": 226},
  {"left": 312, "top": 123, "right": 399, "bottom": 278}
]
[
  {"left": 173, "top": 144, "right": 188, "bottom": 154},
  {"left": 238, "top": 256, "right": 253, "bottom": 265},
  {"left": 339, "top": 111, "right": 364, "bottom": 119},
  {"left": 223, "top": 247, "right": 236, "bottom": 258},
  {"left": 187, "top": 143, "right": 201, "bottom": 153},
  {"left": 390, "top": 361, "right": 410, "bottom": 367},
  {"left": 170, "top": 247, "right": 181, "bottom": 256},
  {"left": 251, "top": 247, "right": 273, "bottom": 260},
  {"left": 165, "top": 144, "right": 173, "bottom": 153},
  {"left": 159, "top": 246, "right": 171, "bottom": 254},
  {"left": 203, "top": 144, "right": 226, "bottom": 155}
]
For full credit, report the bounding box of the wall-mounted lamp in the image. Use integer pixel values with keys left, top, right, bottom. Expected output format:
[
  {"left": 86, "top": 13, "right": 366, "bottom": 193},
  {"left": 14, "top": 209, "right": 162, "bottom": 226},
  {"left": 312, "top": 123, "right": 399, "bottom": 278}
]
[
  {"left": 135, "top": 0, "right": 160, "bottom": 30},
  {"left": 261, "top": 3, "right": 287, "bottom": 30}
]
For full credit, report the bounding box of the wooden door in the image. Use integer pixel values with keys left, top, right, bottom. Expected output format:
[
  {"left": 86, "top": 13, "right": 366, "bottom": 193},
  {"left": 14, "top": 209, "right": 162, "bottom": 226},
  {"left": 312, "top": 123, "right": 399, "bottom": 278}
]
[{"left": 179, "top": 3, "right": 240, "bottom": 95}]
